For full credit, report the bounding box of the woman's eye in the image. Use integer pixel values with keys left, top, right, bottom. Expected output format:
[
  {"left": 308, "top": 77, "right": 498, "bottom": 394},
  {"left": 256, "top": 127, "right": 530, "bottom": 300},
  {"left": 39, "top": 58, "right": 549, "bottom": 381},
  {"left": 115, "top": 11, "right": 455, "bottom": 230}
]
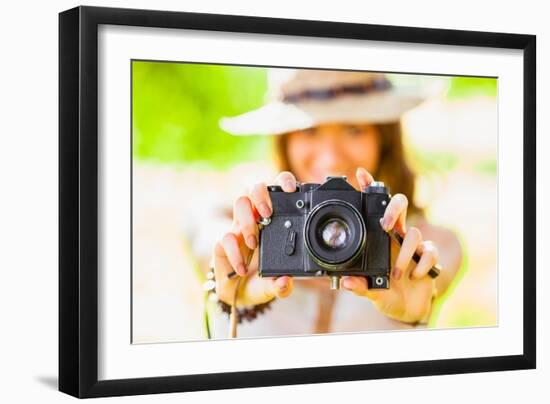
[
  {"left": 302, "top": 127, "right": 317, "bottom": 136},
  {"left": 345, "top": 126, "right": 362, "bottom": 136}
]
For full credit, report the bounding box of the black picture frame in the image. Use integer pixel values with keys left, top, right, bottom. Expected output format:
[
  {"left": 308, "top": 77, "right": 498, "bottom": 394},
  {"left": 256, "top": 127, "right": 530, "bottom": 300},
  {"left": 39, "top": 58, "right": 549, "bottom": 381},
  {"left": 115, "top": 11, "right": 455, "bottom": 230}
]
[{"left": 59, "top": 5, "right": 536, "bottom": 398}]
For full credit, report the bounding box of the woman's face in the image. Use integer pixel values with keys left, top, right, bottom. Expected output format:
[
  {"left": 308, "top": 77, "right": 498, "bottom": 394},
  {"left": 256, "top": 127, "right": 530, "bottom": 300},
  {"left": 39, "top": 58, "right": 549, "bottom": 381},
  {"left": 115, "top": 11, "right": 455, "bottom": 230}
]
[{"left": 286, "top": 122, "right": 381, "bottom": 190}]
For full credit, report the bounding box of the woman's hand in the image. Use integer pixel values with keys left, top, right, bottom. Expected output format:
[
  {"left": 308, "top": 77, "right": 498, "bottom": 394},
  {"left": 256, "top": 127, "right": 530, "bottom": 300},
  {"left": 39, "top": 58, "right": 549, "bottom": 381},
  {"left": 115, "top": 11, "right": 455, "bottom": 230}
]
[
  {"left": 342, "top": 168, "right": 440, "bottom": 324},
  {"left": 212, "top": 172, "right": 297, "bottom": 307}
]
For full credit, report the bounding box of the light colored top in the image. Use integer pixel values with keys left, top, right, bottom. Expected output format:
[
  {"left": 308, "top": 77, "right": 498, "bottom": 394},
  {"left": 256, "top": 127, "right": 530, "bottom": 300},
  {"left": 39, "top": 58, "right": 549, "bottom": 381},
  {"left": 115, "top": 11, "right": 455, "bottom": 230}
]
[{"left": 210, "top": 280, "right": 420, "bottom": 339}]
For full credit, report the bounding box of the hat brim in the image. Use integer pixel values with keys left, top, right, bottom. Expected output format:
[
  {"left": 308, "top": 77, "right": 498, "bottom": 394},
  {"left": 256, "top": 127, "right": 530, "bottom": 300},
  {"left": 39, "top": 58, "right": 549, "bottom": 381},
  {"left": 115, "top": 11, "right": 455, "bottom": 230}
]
[{"left": 220, "top": 87, "right": 434, "bottom": 136}]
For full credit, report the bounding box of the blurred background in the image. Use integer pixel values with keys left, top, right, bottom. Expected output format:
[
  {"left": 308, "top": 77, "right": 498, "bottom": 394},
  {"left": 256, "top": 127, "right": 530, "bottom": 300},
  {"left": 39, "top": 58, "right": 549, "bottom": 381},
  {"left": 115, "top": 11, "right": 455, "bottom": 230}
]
[{"left": 131, "top": 61, "right": 497, "bottom": 343}]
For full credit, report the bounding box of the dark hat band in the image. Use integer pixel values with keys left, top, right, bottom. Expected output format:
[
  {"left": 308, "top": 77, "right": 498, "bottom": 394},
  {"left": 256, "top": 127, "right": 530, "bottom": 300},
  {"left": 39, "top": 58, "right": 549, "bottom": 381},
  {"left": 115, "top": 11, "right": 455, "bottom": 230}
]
[{"left": 282, "top": 77, "right": 392, "bottom": 103}]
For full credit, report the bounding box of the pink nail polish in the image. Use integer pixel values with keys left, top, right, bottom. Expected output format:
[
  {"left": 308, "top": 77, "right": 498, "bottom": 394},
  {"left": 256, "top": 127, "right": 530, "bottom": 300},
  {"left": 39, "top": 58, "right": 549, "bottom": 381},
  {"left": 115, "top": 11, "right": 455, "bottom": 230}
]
[
  {"left": 259, "top": 202, "right": 271, "bottom": 218},
  {"left": 285, "top": 179, "right": 295, "bottom": 191},
  {"left": 392, "top": 267, "right": 402, "bottom": 280},
  {"left": 247, "top": 235, "right": 258, "bottom": 249},
  {"left": 237, "top": 263, "right": 247, "bottom": 276},
  {"left": 383, "top": 217, "right": 393, "bottom": 232}
]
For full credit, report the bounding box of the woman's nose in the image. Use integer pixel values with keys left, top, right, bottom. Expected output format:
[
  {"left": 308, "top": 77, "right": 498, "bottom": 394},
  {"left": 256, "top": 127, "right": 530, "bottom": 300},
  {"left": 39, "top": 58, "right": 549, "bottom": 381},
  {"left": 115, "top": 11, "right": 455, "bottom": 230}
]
[{"left": 316, "top": 142, "right": 347, "bottom": 172}]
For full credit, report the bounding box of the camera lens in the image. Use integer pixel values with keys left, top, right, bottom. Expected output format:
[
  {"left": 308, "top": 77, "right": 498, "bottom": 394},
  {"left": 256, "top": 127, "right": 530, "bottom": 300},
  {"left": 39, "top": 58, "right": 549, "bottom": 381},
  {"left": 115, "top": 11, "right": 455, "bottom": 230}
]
[
  {"left": 321, "top": 219, "right": 350, "bottom": 249},
  {"left": 304, "top": 200, "right": 366, "bottom": 270}
]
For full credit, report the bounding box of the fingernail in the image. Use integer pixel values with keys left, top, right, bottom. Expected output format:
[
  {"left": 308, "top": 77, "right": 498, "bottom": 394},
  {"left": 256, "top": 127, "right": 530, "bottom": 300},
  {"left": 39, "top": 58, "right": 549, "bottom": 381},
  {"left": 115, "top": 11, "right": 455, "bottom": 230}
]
[
  {"left": 247, "top": 235, "right": 258, "bottom": 250},
  {"left": 237, "top": 263, "right": 247, "bottom": 276},
  {"left": 259, "top": 202, "right": 271, "bottom": 218},
  {"left": 382, "top": 217, "right": 392, "bottom": 232},
  {"left": 285, "top": 179, "right": 295, "bottom": 192},
  {"left": 392, "top": 267, "right": 402, "bottom": 280},
  {"left": 342, "top": 278, "right": 353, "bottom": 290},
  {"left": 357, "top": 172, "right": 366, "bottom": 190}
]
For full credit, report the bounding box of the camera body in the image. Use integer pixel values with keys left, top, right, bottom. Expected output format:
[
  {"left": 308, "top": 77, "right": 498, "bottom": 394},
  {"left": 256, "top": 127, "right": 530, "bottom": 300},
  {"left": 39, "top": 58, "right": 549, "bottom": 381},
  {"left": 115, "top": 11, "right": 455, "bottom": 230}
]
[{"left": 258, "top": 176, "right": 391, "bottom": 289}]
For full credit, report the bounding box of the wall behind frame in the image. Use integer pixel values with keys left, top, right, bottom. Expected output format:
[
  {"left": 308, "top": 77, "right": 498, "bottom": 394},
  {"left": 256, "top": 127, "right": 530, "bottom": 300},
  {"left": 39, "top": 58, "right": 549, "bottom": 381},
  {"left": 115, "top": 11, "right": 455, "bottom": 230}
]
[{"left": 0, "top": 0, "right": 545, "bottom": 403}]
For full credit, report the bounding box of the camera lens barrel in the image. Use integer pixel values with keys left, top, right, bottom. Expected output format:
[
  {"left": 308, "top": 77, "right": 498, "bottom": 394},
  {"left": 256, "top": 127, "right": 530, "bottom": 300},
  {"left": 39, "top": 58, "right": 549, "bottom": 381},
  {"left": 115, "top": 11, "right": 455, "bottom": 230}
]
[{"left": 304, "top": 199, "right": 366, "bottom": 270}]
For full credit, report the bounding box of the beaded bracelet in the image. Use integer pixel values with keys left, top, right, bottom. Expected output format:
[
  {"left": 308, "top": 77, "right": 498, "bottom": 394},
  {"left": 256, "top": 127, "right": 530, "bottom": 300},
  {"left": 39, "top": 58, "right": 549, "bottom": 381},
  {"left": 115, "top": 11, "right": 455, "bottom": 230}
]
[
  {"left": 204, "top": 268, "right": 275, "bottom": 325},
  {"left": 218, "top": 299, "right": 274, "bottom": 324}
]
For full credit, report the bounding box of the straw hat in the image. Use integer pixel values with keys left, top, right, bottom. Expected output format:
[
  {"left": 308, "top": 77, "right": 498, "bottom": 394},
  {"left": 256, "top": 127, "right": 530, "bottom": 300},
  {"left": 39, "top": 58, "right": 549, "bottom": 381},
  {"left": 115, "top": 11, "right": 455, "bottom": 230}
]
[{"left": 219, "top": 68, "right": 440, "bottom": 136}]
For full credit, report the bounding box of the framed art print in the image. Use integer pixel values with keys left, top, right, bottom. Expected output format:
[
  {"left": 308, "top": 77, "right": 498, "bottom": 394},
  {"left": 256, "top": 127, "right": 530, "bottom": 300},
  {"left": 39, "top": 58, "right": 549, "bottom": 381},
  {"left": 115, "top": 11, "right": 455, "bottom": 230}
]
[{"left": 59, "top": 6, "right": 536, "bottom": 398}]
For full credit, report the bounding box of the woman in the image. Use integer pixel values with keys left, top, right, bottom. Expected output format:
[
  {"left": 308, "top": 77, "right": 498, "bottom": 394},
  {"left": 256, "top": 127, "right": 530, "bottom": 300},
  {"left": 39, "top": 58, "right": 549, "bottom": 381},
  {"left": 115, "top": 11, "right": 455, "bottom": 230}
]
[{"left": 209, "top": 69, "right": 462, "bottom": 336}]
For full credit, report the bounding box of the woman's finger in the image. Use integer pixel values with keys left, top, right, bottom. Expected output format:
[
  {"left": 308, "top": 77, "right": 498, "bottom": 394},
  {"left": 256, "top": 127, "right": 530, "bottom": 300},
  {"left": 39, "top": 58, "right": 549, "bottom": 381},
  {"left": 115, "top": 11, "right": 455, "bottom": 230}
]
[
  {"left": 341, "top": 276, "right": 386, "bottom": 302},
  {"left": 355, "top": 167, "right": 374, "bottom": 191},
  {"left": 392, "top": 227, "right": 422, "bottom": 280},
  {"left": 213, "top": 241, "right": 232, "bottom": 279},
  {"left": 275, "top": 171, "right": 297, "bottom": 192},
  {"left": 212, "top": 240, "right": 239, "bottom": 303},
  {"left": 244, "top": 275, "right": 294, "bottom": 303},
  {"left": 233, "top": 196, "right": 259, "bottom": 250},
  {"left": 220, "top": 232, "right": 248, "bottom": 276},
  {"left": 271, "top": 276, "right": 294, "bottom": 298},
  {"left": 410, "top": 241, "right": 439, "bottom": 279},
  {"left": 381, "top": 193, "right": 408, "bottom": 235},
  {"left": 342, "top": 276, "right": 368, "bottom": 295},
  {"left": 248, "top": 182, "right": 272, "bottom": 219}
]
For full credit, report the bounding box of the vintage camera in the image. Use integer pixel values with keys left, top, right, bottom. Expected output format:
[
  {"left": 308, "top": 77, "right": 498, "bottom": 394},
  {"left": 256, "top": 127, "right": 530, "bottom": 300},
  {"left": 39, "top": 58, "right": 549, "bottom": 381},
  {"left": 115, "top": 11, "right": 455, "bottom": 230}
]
[{"left": 258, "top": 176, "right": 391, "bottom": 290}]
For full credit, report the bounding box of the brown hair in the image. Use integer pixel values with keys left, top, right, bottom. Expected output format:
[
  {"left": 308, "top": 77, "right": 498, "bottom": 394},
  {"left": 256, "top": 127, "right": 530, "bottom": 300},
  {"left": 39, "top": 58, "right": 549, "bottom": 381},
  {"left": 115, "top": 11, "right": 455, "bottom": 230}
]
[{"left": 273, "top": 121, "right": 423, "bottom": 216}]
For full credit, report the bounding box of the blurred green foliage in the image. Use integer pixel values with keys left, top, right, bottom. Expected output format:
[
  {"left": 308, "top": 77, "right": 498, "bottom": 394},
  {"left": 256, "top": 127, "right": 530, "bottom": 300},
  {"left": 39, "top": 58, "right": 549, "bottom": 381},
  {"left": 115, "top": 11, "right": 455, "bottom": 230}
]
[
  {"left": 132, "top": 61, "right": 269, "bottom": 167},
  {"left": 409, "top": 148, "right": 459, "bottom": 175},
  {"left": 474, "top": 158, "right": 498, "bottom": 176},
  {"left": 446, "top": 76, "right": 497, "bottom": 100},
  {"left": 429, "top": 231, "right": 469, "bottom": 327},
  {"left": 132, "top": 62, "right": 497, "bottom": 168}
]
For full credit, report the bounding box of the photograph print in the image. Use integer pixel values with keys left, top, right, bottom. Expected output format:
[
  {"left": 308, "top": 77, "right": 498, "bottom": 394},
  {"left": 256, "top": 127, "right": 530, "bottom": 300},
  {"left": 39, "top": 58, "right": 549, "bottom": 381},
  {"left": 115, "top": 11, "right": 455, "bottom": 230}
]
[{"left": 131, "top": 61, "right": 497, "bottom": 343}]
